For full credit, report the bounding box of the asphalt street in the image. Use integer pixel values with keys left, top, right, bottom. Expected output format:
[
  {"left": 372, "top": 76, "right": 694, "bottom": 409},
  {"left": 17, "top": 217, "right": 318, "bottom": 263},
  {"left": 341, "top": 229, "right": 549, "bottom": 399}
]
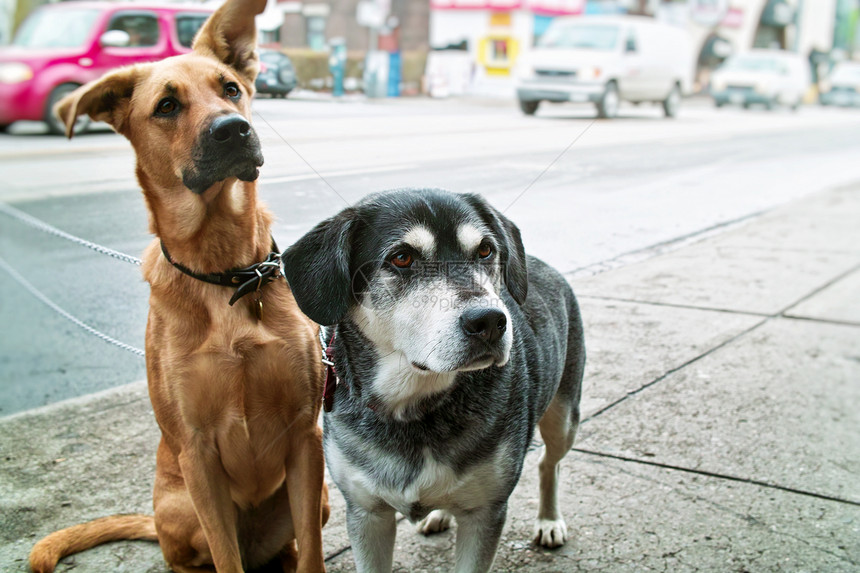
[{"left": 2, "top": 95, "right": 860, "bottom": 415}]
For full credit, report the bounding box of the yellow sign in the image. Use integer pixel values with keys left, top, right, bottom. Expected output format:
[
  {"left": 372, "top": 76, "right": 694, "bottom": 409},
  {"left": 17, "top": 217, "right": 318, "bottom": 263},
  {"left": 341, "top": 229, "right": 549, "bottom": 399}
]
[
  {"left": 489, "top": 12, "right": 512, "bottom": 27},
  {"left": 478, "top": 35, "right": 519, "bottom": 76}
]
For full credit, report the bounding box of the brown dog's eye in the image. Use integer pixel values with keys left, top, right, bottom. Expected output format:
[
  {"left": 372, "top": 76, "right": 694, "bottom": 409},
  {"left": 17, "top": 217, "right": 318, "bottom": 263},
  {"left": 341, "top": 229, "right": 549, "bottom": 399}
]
[
  {"left": 155, "top": 97, "right": 179, "bottom": 117},
  {"left": 225, "top": 83, "right": 240, "bottom": 99},
  {"left": 478, "top": 242, "right": 493, "bottom": 259},
  {"left": 391, "top": 252, "right": 413, "bottom": 269}
]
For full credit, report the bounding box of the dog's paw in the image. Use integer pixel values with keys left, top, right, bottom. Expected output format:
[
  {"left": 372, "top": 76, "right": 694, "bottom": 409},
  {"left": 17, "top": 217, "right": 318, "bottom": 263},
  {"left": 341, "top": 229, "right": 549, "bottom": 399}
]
[
  {"left": 534, "top": 518, "right": 567, "bottom": 548},
  {"left": 418, "top": 509, "right": 453, "bottom": 535}
]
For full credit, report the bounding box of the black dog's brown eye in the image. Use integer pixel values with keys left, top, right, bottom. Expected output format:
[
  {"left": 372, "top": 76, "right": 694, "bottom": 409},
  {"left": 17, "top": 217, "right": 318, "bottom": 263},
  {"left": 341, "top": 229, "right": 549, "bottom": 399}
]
[
  {"left": 225, "top": 83, "right": 240, "bottom": 99},
  {"left": 155, "top": 97, "right": 179, "bottom": 117},
  {"left": 391, "top": 252, "right": 413, "bottom": 269},
  {"left": 478, "top": 242, "right": 493, "bottom": 259}
]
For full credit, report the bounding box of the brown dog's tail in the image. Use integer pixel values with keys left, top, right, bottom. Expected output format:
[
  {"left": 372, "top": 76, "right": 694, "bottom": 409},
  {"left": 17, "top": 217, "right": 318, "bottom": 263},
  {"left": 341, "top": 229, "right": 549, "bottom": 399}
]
[{"left": 29, "top": 514, "right": 157, "bottom": 573}]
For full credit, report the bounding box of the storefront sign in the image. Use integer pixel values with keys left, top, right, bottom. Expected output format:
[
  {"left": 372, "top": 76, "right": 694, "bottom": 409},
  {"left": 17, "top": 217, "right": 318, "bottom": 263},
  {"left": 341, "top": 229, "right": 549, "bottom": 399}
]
[
  {"left": 356, "top": 1, "right": 384, "bottom": 27},
  {"left": 528, "top": 0, "right": 585, "bottom": 15},
  {"left": 431, "top": 0, "right": 584, "bottom": 15},
  {"left": 721, "top": 7, "right": 743, "bottom": 28},
  {"left": 431, "top": 0, "right": 522, "bottom": 8}
]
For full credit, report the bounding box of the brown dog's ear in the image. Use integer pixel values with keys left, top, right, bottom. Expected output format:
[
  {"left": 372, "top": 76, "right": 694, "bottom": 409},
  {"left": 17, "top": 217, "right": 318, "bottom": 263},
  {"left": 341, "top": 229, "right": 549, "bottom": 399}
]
[
  {"left": 192, "top": 0, "right": 267, "bottom": 86},
  {"left": 54, "top": 66, "right": 139, "bottom": 139}
]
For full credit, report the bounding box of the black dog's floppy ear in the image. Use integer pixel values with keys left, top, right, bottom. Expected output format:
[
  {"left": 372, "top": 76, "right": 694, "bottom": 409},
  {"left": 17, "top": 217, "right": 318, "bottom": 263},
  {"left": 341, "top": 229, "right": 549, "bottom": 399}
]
[
  {"left": 282, "top": 212, "right": 355, "bottom": 326},
  {"left": 462, "top": 193, "right": 528, "bottom": 305}
]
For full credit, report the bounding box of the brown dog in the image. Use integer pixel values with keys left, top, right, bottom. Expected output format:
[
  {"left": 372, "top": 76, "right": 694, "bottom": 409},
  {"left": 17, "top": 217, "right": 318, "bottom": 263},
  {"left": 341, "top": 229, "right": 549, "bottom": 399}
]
[{"left": 27, "top": 0, "right": 329, "bottom": 571}]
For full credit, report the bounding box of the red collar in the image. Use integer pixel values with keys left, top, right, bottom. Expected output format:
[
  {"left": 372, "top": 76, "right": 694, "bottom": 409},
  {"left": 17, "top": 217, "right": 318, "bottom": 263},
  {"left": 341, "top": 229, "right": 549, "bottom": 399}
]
[
  {"left": 323, "top": 331, "right": 337, "bottom": 412},
  {"left": 321, "top": 329, "right": 378, "bottom": 413}
]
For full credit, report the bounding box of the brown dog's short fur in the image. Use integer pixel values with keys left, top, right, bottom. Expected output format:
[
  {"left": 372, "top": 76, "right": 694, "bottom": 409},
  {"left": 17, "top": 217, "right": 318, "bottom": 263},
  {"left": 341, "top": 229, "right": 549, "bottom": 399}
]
[{"left": 28, "top": 0, "right": 328, "bottom": 571}]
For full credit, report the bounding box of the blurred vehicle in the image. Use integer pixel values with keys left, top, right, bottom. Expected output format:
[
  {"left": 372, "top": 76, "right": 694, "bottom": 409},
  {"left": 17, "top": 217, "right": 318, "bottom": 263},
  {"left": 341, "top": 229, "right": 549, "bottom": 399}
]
[
  {"left": 0, "top": 2, "right": 212, "bottom": 134},
  {"left": 516, "top": 15, "right": 694, "bottom": 119},
  {"left": 710, "top": 49, "right": 810, "bottom": 110},
  {"left": 819, "top": 61, "right": 860, "bottom": 107},
  {"left": 255, "top": 49, "right": 296, "bottom": 98}
]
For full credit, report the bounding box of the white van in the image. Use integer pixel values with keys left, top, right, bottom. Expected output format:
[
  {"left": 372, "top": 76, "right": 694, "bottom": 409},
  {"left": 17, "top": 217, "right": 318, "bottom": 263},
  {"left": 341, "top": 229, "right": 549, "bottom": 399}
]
[
  {"left": 820, "top": 61, "right": 860, "bottom": 107},
  {"left": 516, "top": 15, "right": 694, "bottom": 118},
  {"left": 710, "top": 50, "right": 810, "bottom": 110}
]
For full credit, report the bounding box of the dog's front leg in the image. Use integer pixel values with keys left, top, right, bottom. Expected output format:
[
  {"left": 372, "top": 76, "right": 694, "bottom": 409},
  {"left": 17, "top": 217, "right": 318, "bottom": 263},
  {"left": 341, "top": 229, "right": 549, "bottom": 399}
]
[
  {"left": 178, "top": 445, "right": 243, "bottom": 573},
  {"left": 285, "top": 430, "right": 326, "bottom": 572},
  {"left": 345, "top": 500, "right": 397, "bottom": 573},
  {"left": 452, "top": 502, "right": 508, "bottom": 573}
]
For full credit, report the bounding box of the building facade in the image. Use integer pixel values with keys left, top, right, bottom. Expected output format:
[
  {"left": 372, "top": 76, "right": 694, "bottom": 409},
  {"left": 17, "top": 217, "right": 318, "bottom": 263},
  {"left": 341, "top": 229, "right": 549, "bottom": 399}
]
[
  {"left": 428, "top": 0, "right": 859, "bottom": 95},
  {"left": 428, "top": 0, "right": 587, "bottom": 95},
  {"left": 263, "top": 0, "right": 428, "bottom": 52}
]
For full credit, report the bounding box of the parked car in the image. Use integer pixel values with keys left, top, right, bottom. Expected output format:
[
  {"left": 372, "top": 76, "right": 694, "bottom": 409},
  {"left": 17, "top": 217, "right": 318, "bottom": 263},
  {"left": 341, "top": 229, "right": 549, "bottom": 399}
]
[
  {"left": 516, "top": 15, "right": 694, "bottom": 119},
  {"left": 819, "top": 61, "right": 860, "bottom": 107},
  {"left": 255, "top": 49, "right": 296, "bottom": 98},
  {"left": 710, "top": 49, "right": 810, "bottom": 110},
  {"left": 0, "top": 2, "right": 212, "bottom": 134}
]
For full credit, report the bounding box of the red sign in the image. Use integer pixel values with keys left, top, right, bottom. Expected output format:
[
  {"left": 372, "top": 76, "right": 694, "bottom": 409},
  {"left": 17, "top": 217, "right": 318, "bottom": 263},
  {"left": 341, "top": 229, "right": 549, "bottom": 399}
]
[
  {"left": 431, "top": 0, "right": 585, "bottom": 15},
  {"left": 721, "top": 8, "right": 744, "bottom": 28},
  {"left": 431, "top": 0, "right": 522, "bottom": 8}
]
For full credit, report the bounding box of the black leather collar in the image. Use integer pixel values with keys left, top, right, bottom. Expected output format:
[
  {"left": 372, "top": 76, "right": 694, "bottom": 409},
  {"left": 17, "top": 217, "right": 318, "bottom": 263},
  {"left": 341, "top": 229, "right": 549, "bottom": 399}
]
[{"left": 160, "top": 238, "right": 282, "bottom": 306}]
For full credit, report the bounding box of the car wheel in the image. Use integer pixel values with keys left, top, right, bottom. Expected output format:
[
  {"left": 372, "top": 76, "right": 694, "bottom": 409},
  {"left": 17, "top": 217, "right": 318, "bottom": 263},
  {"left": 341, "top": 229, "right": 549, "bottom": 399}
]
[
  {"left": 519, "top": 100, "right": 539, "bottom": 115},
  {"left": 662, "top": 83, "right": 681, "bottom": 118},
  {"left": 0, "top": 124, "right": 9, "bottom": 133},
  {"left": 714, "top": 100, "right": 725, "bottom": 108},
  {"left": 46, "top": 83, "right": 90, "bottom": 136},
  {"left": 596, "top": 81, "right": 619, "bottom": 119}
]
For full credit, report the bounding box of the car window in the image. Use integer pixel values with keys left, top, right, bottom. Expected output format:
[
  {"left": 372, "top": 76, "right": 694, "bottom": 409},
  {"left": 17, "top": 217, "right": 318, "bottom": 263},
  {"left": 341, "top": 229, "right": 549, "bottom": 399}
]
[
  {"left": 175, "top": 14, "right": 209, "bottom": 48},
  {"left": 625, "top": 31, "right": 638, "bottom": 53},
  {"left": 832, "top": 64, "right": 860, "bottom": 82},
  {"left": 13, "top": 8, "right": 100, "bottom": 48},
  {"left": 107, "top": 12, "right": 160, "bottom": 47},
  {"left": 538, "top": 24, "right": 619, "bottom": 51}
]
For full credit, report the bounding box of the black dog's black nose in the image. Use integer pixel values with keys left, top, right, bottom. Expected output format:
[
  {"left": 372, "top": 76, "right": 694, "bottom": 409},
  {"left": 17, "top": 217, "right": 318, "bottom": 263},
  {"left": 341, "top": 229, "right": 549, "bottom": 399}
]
[
  {"left": 461, "top": 307, "right": 507, "bottom": 344},
  {"left": 209, "top": 114, "right": 251, "bottom": 144}
]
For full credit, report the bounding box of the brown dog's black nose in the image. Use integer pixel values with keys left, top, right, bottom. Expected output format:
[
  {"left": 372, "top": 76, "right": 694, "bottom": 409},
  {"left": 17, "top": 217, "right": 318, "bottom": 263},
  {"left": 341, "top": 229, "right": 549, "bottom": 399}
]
[
  {"left": 209, "top": 114, "right": 251, "bottom": 144},
  {"left": 461, "top": 307, "right": 507, "bottom": 344}
]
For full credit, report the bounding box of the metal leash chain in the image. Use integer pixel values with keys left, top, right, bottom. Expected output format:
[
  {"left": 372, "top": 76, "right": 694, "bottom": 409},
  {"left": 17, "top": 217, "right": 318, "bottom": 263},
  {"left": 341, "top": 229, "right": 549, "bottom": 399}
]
[
  {"left": 0, "top": 201, "right": 145, "bottom": 357},
  {"left": 0, "top": 201, "right": 143, "bottom": 266},
  {"left": 0, "top": 255, "right": 146, "bottom": 357}
]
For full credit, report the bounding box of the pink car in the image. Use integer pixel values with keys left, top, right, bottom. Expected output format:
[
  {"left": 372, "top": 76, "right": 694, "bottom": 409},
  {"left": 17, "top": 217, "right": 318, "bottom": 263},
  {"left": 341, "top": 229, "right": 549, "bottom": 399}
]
[{"left": 0, "top": 2, "right": 213, "bottom": 134}]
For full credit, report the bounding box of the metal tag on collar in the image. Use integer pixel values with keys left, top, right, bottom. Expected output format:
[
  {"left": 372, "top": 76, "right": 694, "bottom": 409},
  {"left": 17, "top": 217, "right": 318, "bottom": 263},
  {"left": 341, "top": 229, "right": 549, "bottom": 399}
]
[{"left": 254, "top": 297, "right": 263, "bottom": 321}]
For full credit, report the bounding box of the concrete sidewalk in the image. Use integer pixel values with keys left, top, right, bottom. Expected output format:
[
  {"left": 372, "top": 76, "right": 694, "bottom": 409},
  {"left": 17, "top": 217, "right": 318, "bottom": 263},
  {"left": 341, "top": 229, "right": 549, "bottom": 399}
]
[{"left": 2, "top": 185, "right": 859, "bottom": 572}]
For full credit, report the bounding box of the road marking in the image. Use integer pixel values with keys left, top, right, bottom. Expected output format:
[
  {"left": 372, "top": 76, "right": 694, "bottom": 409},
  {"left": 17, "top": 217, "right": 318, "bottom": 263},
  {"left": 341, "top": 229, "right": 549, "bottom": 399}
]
[{"left": 260, "top": 163, "right": 417, "bottom": 185}]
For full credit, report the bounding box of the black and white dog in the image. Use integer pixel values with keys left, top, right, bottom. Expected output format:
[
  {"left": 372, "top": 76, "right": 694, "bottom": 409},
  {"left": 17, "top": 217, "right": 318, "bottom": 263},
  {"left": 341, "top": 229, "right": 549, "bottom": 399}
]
[{"left": 282, "top": 189, "right": 585, "bottom": 572}]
